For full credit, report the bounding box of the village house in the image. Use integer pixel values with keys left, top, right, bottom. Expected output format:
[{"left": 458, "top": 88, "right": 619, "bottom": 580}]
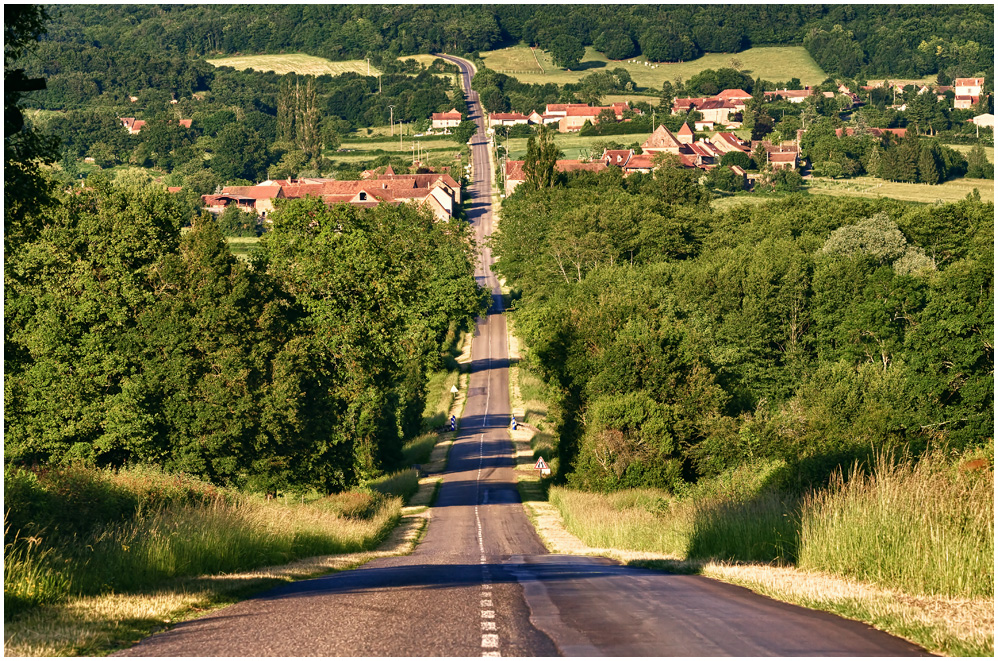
[
  {"left": 969, "top": 113, "right": 995, "bottom": 128},
  {"left": 600, "top": 149, "right": 655, "bottom": 174},
  {"left": 708, "top": 131, "right": 751, "bottom": 154},
  {"left": 202, "top": 170, "right": 461, "bottom": 223},
  {"left": 487, "top": 112, "right": 530, "bottom": 129},
  {"left": 955, "top": 78, "right": 985, "bottom": 97},
  {"left": 672, "top": 90, "right": 748, "bottom": 128},
  {"left": 119, "top": 117, "right": 146, "bottom": 134},
  {"left": 431, "top": 108, "right": 462, "bottom": 130},
  {"left": 541, "top": 102, "right": 636, "bottom": 133},
  {"left": 641, "top": 124, "right": 685, "bottom": 154}
]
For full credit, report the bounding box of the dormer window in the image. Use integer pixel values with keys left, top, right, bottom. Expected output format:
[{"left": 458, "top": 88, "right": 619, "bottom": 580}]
[{"left": 359, "top": 192, "right": 367, "bottom": 200}]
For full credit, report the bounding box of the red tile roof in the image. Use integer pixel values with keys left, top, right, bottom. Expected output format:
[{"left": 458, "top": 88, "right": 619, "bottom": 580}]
[{"left": 716, "top": 89, "right": 752, "bottom": 100}]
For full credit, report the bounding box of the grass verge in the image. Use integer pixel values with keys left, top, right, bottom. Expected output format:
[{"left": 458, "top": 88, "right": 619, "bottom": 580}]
[{"left": 537, "top": 451, "right": 993, "bottom": 657}]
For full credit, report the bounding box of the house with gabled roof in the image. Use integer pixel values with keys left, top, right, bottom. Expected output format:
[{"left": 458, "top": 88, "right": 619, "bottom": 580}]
[
  {"left": 488, "top": 112, "right": 530, "bottom": 128},
  {"left": 431, "top": 108, "right": 463, "bottom": 130},
  {"left": 641, "top": 124, "right": 684, "bottom": 154},
  {"left": 955, "top": 78, "right": 985, "bottom": 97},
  {"left": 677, "top": 122, "right": 695, "bottom": 144},
  {"left": 600, "top": 149, "right": 655, "bottom": 174},
  {"left": 710, "top": 132, "right": 751, "bottom": 154}
]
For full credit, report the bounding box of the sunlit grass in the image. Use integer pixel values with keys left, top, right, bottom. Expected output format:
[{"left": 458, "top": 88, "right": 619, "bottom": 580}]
[
  {"left": 481, "top": 45, "right": 826, "bottom": 89},
  {"left": 807, "top": 175, "right": 994, "bottom": 204},
  {"left": 798, "top": 454, "right": 993, "bottom": 598},
  {"left": 205, "top": 54, "right": 380, "bottom": 77}
]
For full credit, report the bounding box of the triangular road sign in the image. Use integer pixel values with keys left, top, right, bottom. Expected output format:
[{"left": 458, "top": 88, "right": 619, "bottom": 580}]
[{"left": 533, "top": 457, "right": 548, "bottom": 470}]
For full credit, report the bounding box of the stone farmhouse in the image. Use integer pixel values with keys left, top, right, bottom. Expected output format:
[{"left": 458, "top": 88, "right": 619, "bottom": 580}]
[{"left": 201, "top": 168, "right": 462, "bottom": 223}]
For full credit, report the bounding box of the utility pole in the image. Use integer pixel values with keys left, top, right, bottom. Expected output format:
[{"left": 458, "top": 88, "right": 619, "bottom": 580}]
[
  {"left": 366, "top": 57, "right": 370, "bottom": 76},
  {"left": 388, "top": 104, "right": 395, "bottom": 137}
]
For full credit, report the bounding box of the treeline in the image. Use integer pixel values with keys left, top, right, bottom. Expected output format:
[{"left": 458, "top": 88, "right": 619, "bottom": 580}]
[
  {"left": 32, "top": 5, "right": 993, "bottom": 82},
  {"left": 34, "top": 66, "right": 461, "bottom": 191},
  {"left": 5, "top": 177, "right": 486, "bottom": 493},
  {"left": 494, "top": 176, "right": 993, "bottom": 491}
]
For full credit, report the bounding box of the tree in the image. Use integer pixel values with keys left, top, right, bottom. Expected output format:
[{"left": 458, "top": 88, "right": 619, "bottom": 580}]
[
  {"left": 708, "top": 165, "right": 744, "bottom": 192},
  {"left": 452, "top": 119, "right": 477, "bottom": 145},
  {"left": 652, "top": 153, "right": 712, "bottom": 206},
  {"left": 549, "top": 34, "right": 584, "bottom": 70},
  {"left": 751, "top": 110, "right": 775, "bottom": 141},
  {"left": 211, "top": 123, "right": 271, "bottom": 183},
  {"left": 720, "top": 150, "right": 752, "bottom": 169},
  {"left": 593, "top": 28, "right": 636, "bottom": 61},
  {"left": 966, "top": 143, "right": 993, "bottom": 179},
  {"left": 522, "top": 127, "right": 561, "bottom": 190},
  {"left": 5, "top": 5, "right": 59, "bottom": 255},
  {"left": 918, "top": 145, "right": 941, "bottom": 185},
  {"left": 866, "top": 144, "right": 883, "bottom": 178}
]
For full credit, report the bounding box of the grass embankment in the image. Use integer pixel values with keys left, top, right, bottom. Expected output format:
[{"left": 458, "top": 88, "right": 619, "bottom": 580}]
[
  {"left": 3, "top": 465, "right": 407, "bottom": 655},
  {"left": 205, "top": 54, "right": 380, "bottom": 77},
  {"left": 545, "top": 452, "right": 993, "bottom": 656},
  {"left": 481, "top": 45, "right": 826, "bottom": 90}
]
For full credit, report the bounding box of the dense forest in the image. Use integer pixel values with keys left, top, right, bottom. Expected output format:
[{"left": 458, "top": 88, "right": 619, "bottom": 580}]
[
  {"left": 5, "top": 8, "right": 486, "bottom": 493},
  {"left": 493, "top": 168, "right": 993, "bottom": 490},
  {"left": 27, "top": 5, "right": 994, "bottom": 84}
]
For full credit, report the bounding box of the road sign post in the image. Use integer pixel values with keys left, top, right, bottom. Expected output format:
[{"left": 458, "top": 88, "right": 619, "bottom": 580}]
[{"left": 533, "top": 457, "right": 551, "bottom": 476}]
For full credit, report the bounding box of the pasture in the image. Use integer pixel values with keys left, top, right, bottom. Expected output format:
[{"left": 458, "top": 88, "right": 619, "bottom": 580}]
[
  {"left": 944, "top": 143, "right": 995, "bottom": 163},
  {"left": 807, "top": 175, "right": 994, "bottom": 204},
  {"left": 504, "top": 133, "right": 647, "bottom": 161},
  {"left": 205, "top": 54, "right": 381, "bottom": 77},
  {"left": 480, "top": 45, "right": 827, "bottom": 90}
]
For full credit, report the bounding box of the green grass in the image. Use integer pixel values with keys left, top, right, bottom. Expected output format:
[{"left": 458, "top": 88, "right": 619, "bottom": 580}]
[
  {"left": 943, "top": 143, "right": 995, "bottom": 163},
  {"left": 365, "top": 469, "right": 420, "bottom": 502},
  {"left": 4, "top": 466, "right": 400, "bottom": 618},
  {"left": 481, "top": 45, "right": 827, "bottom": 90},
  {"left": 551, "top": 450, "right": 993, "bottom": 598},
  {"left": 401, "top": 432, "right": 439, "bottom": 467},
  {"left": 798, "top": 453, "right": 993, "bottom": 598},
  {"left": 505, "top": 133, "right": 644, "bottom": 161},
  {"left": 225, "top": 236, "right": 262, "bottom": 261},
  {"left": 807, "top": 175, "right": 994, "bottom": 204},
  {"left": 205, "top": 54, "right": 380, "bottom": 77}
]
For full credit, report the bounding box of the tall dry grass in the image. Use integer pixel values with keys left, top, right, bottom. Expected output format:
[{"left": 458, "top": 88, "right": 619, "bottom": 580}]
[
  {"left": 552, "top": 451, "right": 994, "bottom": 598},
  {"left": 797, "top": 453, "right": 994, "bottom": 597},
  {"left": 4, "top": 466, "right": 401, "bottom": 619}
]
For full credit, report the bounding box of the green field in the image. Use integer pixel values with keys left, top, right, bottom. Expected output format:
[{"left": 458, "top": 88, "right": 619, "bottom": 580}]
[
  {"left": 504, "top": 133, "right": 647, "bottom": 161},
  {"left": 807, "top": 175, "right": 994, "bottom": 204},
  {"left": 944, "top": 143, "right": 995, "bottom": 163},
  {"left": 206, "top": 54, "right": 381, "bottom": 77},
  {"left": 481, "top": 45, "right": 827, "bottom": 90}
]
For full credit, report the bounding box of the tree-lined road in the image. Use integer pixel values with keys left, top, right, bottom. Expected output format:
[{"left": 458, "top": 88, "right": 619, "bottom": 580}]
[{"left": 114, "top": 55, "right": 927, "bottom": 658}]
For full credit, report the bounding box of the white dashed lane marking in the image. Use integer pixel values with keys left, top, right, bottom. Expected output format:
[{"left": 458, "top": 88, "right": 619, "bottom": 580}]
[{"left": 476, "top": 430, "right": 499, "bottom": 656}]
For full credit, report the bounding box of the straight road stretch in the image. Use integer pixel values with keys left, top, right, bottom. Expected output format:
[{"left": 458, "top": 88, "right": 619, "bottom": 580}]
[{"left": 114, "top": 54, "right": 928, "bottom": 658}]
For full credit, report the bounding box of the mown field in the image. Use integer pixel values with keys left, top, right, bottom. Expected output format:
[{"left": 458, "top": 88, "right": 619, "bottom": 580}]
[
  {"left": 205, "top": 54, "right": 381, "bottom": 76},
  {"left": 504, "top": 133, "right": 645, "bottom": 161},
  {"left": 481, "top": 45, "right": 827, "bottom": 90},
  {"left": 944, "top": 143, "right": 995, "bottom": 163},
  {"left": 807, "top": 175, "right": 995, "bottom": 204}
]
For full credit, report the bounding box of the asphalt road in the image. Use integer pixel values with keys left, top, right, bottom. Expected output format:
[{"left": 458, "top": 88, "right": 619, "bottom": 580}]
[{"left": 114, "top": 55, "right": 929, "bottom": 658}]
